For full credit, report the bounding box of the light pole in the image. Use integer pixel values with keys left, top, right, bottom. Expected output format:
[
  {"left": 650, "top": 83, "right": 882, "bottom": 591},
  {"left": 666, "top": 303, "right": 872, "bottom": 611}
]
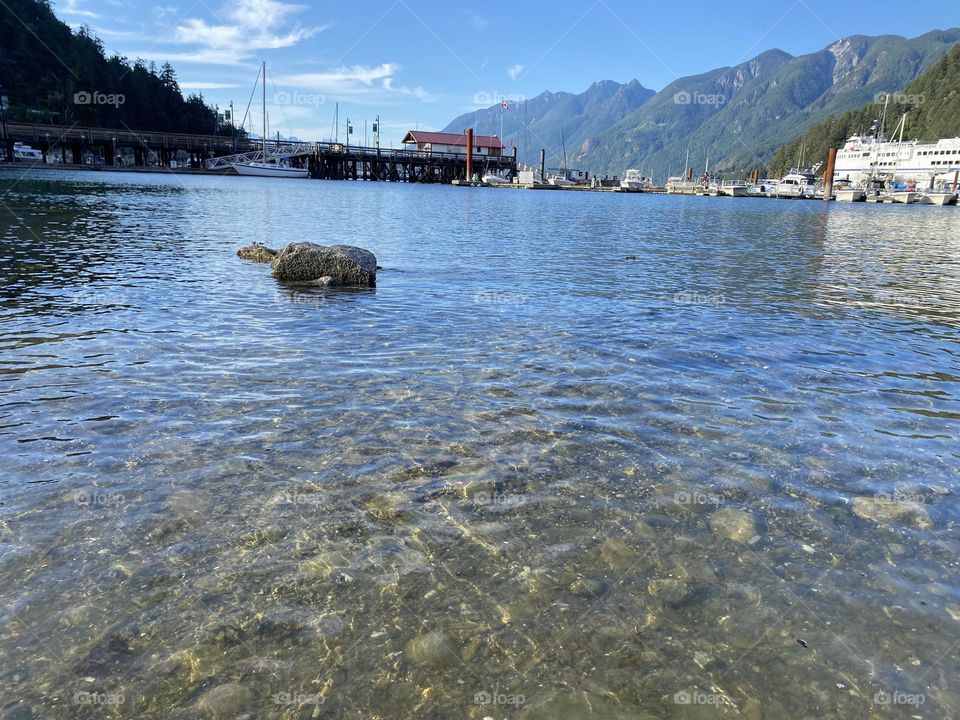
[
  {"left": 0, "top": 85, "right": 9, "bottom": 163},
  {"left": 346, "top": 118, "right": 352, "bottom": 150},
  {"left": 374, "top": 115, "right": 380, "bottom": 150}
]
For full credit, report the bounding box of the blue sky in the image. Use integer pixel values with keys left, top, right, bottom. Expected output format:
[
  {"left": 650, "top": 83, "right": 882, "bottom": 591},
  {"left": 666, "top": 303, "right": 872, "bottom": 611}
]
[{"left": 54, "top": 0, "right": 951, "bottom": 146}]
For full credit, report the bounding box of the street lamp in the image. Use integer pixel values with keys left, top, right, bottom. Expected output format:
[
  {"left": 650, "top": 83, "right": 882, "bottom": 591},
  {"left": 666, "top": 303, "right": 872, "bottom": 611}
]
[
  {"left": 0, "top": 85, "right": 9, "bottom": 163},
  {"left": 373, "top": 115, "right": 380, "bottom": 150},
  {"left": 346, "top": 118, "right": 353, "bottom": 149}
]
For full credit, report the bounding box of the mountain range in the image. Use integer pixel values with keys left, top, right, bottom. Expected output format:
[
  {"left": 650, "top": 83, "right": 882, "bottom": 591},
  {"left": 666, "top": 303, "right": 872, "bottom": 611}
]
[{"left": 442, "top": 29, "right": 960, "bottom": 180}]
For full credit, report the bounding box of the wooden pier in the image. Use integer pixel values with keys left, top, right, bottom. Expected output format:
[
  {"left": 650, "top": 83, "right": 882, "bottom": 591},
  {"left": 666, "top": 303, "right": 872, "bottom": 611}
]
[
  {"left": 307, "top": 143, "right": 516, "bottom": 183},
  {"left": 2, "top": 122, "right": 518, "bottom": 183},
  {"left": 3, "top": 122, "right": 255, "bottom": 168}
]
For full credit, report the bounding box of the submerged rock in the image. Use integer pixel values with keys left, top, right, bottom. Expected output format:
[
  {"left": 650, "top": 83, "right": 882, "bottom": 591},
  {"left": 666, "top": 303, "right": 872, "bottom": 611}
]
[
  {"left": 404, "top": 630, "right": 460, "bottom": 668},
  {"left": 236, "top": 243, "right": 277, "bottom": 263},
  {"left": 709, "top": 507, "right": 757, "bottom": 543},
  {"left": 197, "top": 682, "right": 254, "bottom": 718},
  {"left": 271, "top": 242, "right": 377, "bottom": 287},
  {"left": 852, "top": 497, "right": 932, "bottom": 529}
]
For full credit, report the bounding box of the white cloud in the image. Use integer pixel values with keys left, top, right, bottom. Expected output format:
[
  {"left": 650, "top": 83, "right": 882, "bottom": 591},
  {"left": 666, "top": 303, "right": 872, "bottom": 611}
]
[
  {"left": 464, "top": 11, "right": 490, "bottom": 30},
  {"left": 507, "top": 64, "right": 524, "bottom": 80},
  {"left": 274, "top": 64, "right": 431, "bottom": 102},
  {"left": 168, "top": 0, "right": 325, "bottom": 65},
  {"left": 58, "top": 0, "right": 99, "bottom": 18}
]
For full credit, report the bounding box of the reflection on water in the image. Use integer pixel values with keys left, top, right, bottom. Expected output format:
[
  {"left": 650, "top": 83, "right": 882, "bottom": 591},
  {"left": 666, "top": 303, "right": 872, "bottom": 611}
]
[{"left": 1, "top": 169, "right": 959, "bottom": 718}]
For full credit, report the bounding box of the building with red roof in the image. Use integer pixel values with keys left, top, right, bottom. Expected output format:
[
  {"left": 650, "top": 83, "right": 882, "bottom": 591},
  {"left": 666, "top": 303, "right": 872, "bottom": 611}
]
[{"left": 401, "top": 130, "right": 505, "bottom": 157}]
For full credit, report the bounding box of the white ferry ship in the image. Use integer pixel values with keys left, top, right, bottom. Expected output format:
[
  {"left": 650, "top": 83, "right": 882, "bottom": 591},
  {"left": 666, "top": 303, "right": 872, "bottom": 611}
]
[{"left": 833, "top": 134, "right": 960, "bottom": 189}]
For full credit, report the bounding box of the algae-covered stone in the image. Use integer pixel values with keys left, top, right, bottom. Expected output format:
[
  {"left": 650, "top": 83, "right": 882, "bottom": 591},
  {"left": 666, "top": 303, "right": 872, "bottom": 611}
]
[
  {"left": 236, "top": 243, "right": 277, "bottom": 263},
  {"left": 404, "top": 630, "right": 460, "bottom": 668},
  {"left": 709, "top": 508, "right": 757, "bottom": 543},
  {"left": 852, "top": 497, "right": 932, "bottom": 529},
  {"left": 272, "top": 242, "right": 377, "bottom": 287},
  {"left": 197, "top": 682, "right": 254, "bottom": 718}
]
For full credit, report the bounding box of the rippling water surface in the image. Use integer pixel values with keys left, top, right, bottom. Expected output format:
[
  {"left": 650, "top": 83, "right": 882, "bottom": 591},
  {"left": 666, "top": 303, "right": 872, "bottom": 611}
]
[{"left": 1, "top": 169, "right": 959, "bottom": 719}]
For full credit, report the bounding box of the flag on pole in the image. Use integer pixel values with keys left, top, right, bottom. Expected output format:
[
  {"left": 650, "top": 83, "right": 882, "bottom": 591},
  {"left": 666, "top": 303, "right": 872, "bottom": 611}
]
[{"left": 501, "top": 100, "right": 509, "bottom": 110}]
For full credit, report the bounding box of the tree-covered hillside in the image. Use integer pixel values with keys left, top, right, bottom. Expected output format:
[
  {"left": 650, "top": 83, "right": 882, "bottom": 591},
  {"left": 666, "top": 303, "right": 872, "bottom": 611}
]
[
  {"left": 0, "top": 0, "right": 235, "bottom": 134},
  {"left": 769, "top": 42, "right": 960, "bottom": 176}
]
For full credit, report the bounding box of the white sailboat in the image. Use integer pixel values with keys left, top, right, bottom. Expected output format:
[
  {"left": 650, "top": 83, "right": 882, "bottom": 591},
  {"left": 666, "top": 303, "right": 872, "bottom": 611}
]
[
  {"left": 548, "top": 124, "right": 576, "bottom": 186},
  {"left": 666, "top": 149, "right": 698, "bottom": 194},
  {"left": 233, "top": 62, "right": 309, "bottom": 179}
]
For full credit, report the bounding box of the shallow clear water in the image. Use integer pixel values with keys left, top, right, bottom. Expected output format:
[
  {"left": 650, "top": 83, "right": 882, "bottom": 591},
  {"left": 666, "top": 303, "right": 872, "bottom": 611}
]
[{"left": 1, "top": 168, "right": 958, "bottom": 719}]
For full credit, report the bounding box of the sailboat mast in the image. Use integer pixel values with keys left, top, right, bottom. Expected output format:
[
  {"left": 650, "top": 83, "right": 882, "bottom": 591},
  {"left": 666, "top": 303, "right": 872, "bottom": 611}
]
[
  {"left": 561, "top": 125, "right": 568, "bottom": 177},
  {"left": 261, "top": 61, "right": 266, "bottom": 158}
]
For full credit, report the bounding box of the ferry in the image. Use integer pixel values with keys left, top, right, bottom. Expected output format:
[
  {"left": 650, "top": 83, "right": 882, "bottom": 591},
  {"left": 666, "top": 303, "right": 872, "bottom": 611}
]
[{"left": 833, "top": 134, "right": 960, "bottom": 189}]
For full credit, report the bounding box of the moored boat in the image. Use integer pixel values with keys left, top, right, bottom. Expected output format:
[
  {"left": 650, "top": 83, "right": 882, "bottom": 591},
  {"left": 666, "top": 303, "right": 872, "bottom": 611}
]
[
  {"left": 776, "top": 166, "right": 819, "bottom": 199},
  {"left": 620, "top": 169, "right": 652, "bottom": 191},
  {"left": 835, "top": 188, "right": 866, "bottom": 202},
  {"left": 232, "top": 62, "right": 309, "bottom": 179},
  {"left": 918, "top": 190, "right": 957, "bottom": 205},
  {"left": 233, "top": 161, "right": 309, "bottom": 178},
  {"left": 13, "top": 142, "right": 43, "bottom": 162}
]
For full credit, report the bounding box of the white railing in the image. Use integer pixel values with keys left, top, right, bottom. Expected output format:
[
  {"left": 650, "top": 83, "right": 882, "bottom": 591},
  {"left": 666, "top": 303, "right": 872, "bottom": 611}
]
[{"left": 206, "top": 142, "right": 315, "bottom": 169}]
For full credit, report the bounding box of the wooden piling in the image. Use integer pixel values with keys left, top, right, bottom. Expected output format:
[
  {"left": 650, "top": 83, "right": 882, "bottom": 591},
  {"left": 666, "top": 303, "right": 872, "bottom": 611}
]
[
  {"left": 823, "top": 147, "right": 837, "bottom": 200},
  {"left": 465, "top": 128, "right": 473, "bottom": 181}
]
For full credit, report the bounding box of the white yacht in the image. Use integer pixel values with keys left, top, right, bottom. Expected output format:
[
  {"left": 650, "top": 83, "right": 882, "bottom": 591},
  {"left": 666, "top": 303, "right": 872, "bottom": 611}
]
[
  {"left": 719, "top": 181, "right": 749, "bottom": 197},
  {"left": 776, "top": 165, "right": 819, "bottom": 199},
  {"left": 547, "top": 173, "right": 575, "bottom": 187},
  {"left": 13, "top": 142, "right": 43, "bottom": 162},
  {"left": 620, "top": 169, "right": 652, "bottom": 191}
]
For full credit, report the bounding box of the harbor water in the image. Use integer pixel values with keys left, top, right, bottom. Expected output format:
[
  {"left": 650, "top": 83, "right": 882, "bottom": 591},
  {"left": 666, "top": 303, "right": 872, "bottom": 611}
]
[{"left": 1, "top": 169, "right": 958, "bottom": 718}]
